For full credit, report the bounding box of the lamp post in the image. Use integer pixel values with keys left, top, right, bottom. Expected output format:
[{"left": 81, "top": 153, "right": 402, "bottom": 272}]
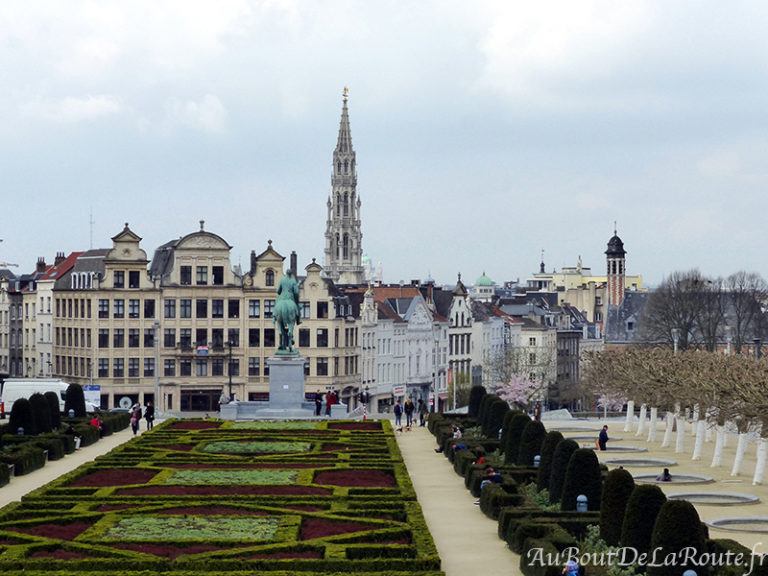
[{"left": 227, "top": 340, "right": 233, "bottom": 399}]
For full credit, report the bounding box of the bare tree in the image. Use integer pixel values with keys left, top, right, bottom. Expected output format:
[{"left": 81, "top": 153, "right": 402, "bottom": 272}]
[{"left": 725, "top": 271, "right": 768, "bottom": 354}]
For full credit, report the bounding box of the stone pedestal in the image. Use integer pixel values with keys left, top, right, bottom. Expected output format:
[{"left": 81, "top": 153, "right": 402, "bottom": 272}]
[{"left": 267, "top": 355, "right": 308, "bottom": 408}]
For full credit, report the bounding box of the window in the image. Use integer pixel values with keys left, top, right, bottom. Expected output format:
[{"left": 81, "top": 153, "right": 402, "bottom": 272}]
[
  {"left": 113, "top": 358, "right": 124, "bottom": 377},
  {"left": 264, "top": 329, "right": 275, "bottom": 347},
  {"left": 196, "top": 359, "right": 207, "bottom": 377},
  {"left": 264, "top": 300, "right": 275, "bottom": 319},
  {"left": 164, "top": 359, "right": 176, "bottom": 377},
  {"left": 180, "top": 299, "right": 192, "bottom": 318},
  {"left": 266, "top": 269, "right": 275, "bottom": 286},
  {"left": 228, "top": 299, "right": 240, "bottom": 318},
  {"left": 196, "top": 299, "right": 207, "bottom": 318},
  {"left": 317, "top": 357, "right": 328, "bottom": 376},
  {"left": 196, "top": 328, "right": 207, "bottom": 346},
  {"left": 98, "top": 329, "right": 109, "bottom": 348},
  {"left": 128, "top": 357, "right": 140, "bottom": 377},
  {"left": 144, "top": 299, "right": 155, "bottom": 318},
  {"left": 113, "top": 329, "right": 125, "bottom": 348},
  {"left": 212, "top": 357, "right": 224, "bottom": 376},
  {"left": 113, "top": 299, "right": 124, "bottom": 318},
  {"left": 627, "top": 321, "right": 635, "bottom": 331},
  {"left": 317, "top": 329, "right": 328, "bottom": 347},
  {"left": 129, "top": 299, "right": 140, "bottom": 319},
  {"left": 98, "top": 299, "right": 109, "bottom": 318},
  {"left": 248, "top": 357, "right": 260, "bottom": 376},
  {"left": 212, "top": 266, "right": 224, "bottom": 285},
  {"left": 144, "top": 328, "right": 154, "bottom": 348},
  {"left": 300, "top": 302, "right": 310, "bottom": 319},
  {"left": 212, "top": 328, "right": 224, "bottom": 348},
  {"left": 249, "top": 300, "right": 260, "bottom": 318},
  {"left": 180, "top": 358, "right": 191, "bottom": 376},
  {"left": 180, "top": 266, "right": 192, "bottom": 285},
  {"left": 129, "top": 270, "right": 140, "bottom": 289},
  {"left": 180, "top": 329, "right": 192, "bottom": 348},
  {"left": 249, "top": 328, "right": 260, "bottom": 347},
  {"left": 98, "top": 358, "right": 109, "bottom": 378},
  {"left": 230, "top": 358, "right": 240, "bottom": 377},
  {"left": 113, "top": 270, "right": 124, "bottom": 288},
  {"left": 164, "top": 328, "right": 176, "bottom": 348},
  {"left": 144, "top": 358, "right": 155, "bottom": 377},
  {"left": 164, "top": 299, "right": 176, "bottom": 318},
  {"left": 211, "top": 299, "right": 224, "bottom": 318},
  {"left": 196, "top": 266, "right": 208, "bottom": 285},
  {"left": 529, "top": 353, "right": 536, "bottom": 364},
  {"left": 317, "top": 301, "right": 328, "bottom": 319},
  {"left": 529, "top": 337, "right": 536, "bottom": 346},
  {"left": 299, "top": 328, "right": 310, "bottom": 347},
  {"left": 128, "top": 329, "right": 140, "bottom": 348}
]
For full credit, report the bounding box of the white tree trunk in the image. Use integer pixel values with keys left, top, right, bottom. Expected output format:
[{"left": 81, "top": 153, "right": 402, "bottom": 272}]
[
  {"left": 636, "top": 404, "right": 647, "bottom": 437},
  {"left": 692, "top": 404, "right": 700, "bottom": 431},
  {"left": 661, "top": 412, "right": 675, "bottom": 448},
  {"left": 711, "top": 426, "right": 725, "bottom": 467},
  {"left": 723, "top": 428, "right": 729, "bottom": 448},
  {"left": 692, "top": 419, "right": 706, "bottom": 460},
  {"left": 675, "top": 415, "right": 686, "bottom": 453},
  {"left": 705, "top": 410, "right": 713, "bottom": 443},
  {"left": 753, "top": 439, "right": 768, "bottom": 485},
  {"left": 624, "top": 400, "right": 634, "bottom": 432},
  {"left": 647, "top": 406, "right": 658, "bottom": 443},
  {"left": 731, "top": 433, "right": 749, "bottom": 476}
]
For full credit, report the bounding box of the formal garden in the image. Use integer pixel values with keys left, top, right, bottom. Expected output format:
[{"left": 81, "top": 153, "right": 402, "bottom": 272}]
[
  {"left": 428, "top": 386, "right": 768, "bottom": 576},
  {"left": 0, "top": 418, "right": 443, "bottom": 576}
]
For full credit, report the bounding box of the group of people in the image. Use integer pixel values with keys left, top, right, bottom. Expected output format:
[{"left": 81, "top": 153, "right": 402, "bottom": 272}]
[
  {"left": 393, "top": 397, "right": 430, "bottom": 430},
  {"left": 129, "top": 401, "right": 155, "bottom": 435},
  {"left": 314, "top": 389, "right": 338, "bottom": 416}
]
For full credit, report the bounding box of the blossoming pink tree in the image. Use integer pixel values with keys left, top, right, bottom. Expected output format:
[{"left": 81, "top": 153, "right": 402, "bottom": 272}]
[{"left": 495, "top": 374, "right": 542, "bottom": 410}]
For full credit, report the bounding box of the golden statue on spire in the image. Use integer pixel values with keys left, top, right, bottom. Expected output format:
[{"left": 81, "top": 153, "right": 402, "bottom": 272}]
[{"left": 343, "top": 86, "right": 349, "bottom": 103}]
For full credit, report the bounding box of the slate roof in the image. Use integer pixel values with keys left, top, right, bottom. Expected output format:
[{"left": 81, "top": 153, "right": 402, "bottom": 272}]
[{"left": 604, "top": 291, "right": 650, "bottom": 344}]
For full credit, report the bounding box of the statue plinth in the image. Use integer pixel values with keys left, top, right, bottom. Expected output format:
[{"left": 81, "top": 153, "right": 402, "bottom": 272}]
[{"left": 266, "top": 355, "right": 308, "bottom": 409}]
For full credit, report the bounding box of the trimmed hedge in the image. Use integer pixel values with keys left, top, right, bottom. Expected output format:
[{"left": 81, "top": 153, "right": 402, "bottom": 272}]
[
  {"left": 503, "top": 413, "right": 532, "bottom": 465},
  {"left": 647, "top": 499, "right": 707, "bottom": 576},
  {"left": 468, "top": 386, "right": 487, "bottom": 418},
  {"left": 477, "top": 394, "right": 499, "bottom": 433},
  {"left": 517, "top": 420, "right": 546, "bottom": 467},
  {"left": 599, "top": 467, "right": 635, "bottom": 546},
  {"left": 536, "top": 431, "right": 563, "bottom": 491},
  {"left": 499, "top": 410, "right": 523, "bottom": 454},
  {"left": 64, "top": 382, "right": 87, "bottom": 418},
  {"left": 0, "top": 443, "right": 46, "bottom": 475},
  {"left": 44, "top": 391, "right": 62, "bottom": 430},
  {"left": 560, "top": 448, "right": 602, "bottom": 511},
  {"left": 30, "top": 393, "right": 53, "bottom": 434},
  {"left": 547, "top": 439, "right": 578, "bottom": 504},
  {"left": 483, "top": 398, "right": 510, "bottom": 439},
  {"left": 8, "top": 398, "right": 36, "bottom": 436},
  {"left": 620, "top": 484, "right": 667, "bottom": 554}
]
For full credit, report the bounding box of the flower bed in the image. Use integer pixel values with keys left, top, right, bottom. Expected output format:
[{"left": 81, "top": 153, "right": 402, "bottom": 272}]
[{"left": 0, "top": 418, "right": 443, "bottom": 576}]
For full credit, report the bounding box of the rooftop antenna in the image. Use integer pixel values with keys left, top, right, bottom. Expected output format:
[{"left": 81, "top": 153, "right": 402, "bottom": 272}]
[{"left": 89, "top": 208, "right": 95, "bottom": 249}]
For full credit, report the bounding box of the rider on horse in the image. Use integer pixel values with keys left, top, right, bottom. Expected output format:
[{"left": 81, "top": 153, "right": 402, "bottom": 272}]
[{"left": 273, "top": 269, "right": 301, "bottom": 354}]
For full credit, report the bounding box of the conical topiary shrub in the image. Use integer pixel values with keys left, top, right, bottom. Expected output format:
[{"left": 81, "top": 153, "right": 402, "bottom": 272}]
[
  {"left": 536, "top": 430, "right": 564, "bottom": 491},
  {"left": 477, "top": 393, "right": 498, "bottom": 432},
  {"left": 44, "top": 391, "right": 62, "bottom": 430},
  {"left": 560, "top": 448, "right": 602, "bottom": 511},
  {"left": 548, "top": 438, "right": 578, "bottom": 504},
  {"left": 620, "top": 484, "right": 667, "bottom": 555},
  {"left": 8, "top": 398, "right": 36, "bottom": 436},
  {"left": 29, "top": 392, "right": 53, "bottom": 434},
  {"left": 504, "top": 412, "right": 532, "bottom": 465},
  {"left": 468, "top": 385, "right": 487, "bottom": 418},
  {"left": 647, "top": 500, "right": 706, "bottom": 576},
  {"left": 500, "top": 410, "right": 523, "bottom": 454},
  {"left": 599, "top": 467, "right": 635, "bottom": 545},
  {"left": 484, "top": 398, "right": 510, "bottom": 439},
  {"left": 64, "top": 383, "right": 87, "bottom": 418},
  {"left": 518, "top": 420, "right": 546, "bottom": 467}
]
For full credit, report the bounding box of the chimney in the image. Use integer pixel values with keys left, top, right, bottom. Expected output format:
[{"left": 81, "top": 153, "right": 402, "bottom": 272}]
[
  {"left": 55, "top": 252, "right": 65, "bottom": 266},
  {"left": 250, "top": 250, "right": 257, "bottom": 274},
  {"left": 36, "top": 257, "right": 46, "bottom": 273},
  {"left": 290, "top": 251, "right": 298, "bottom": 275}
]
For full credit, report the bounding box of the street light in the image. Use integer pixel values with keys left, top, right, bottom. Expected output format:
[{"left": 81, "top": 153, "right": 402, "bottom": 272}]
[{"left": 227, "top": 340, "right": 233, "bottom": 399}]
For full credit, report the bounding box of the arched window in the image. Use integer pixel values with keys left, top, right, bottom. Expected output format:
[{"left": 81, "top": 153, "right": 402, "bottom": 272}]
[
  {"left": 266, "top": 270, "right": 275, "bottom": 286},
  {"left": 343, "top": 234, "right": 349, "bottom": 259},
  {"left": 336, "top": 194, "right": 341, "bottom": 216},
  {"left": 343, "top": 193, "right": 349, "bottom": 216},
  {"left": 337, "top": 161, "right": 341, "bottom": 173},
  {"left": 335, "top": 233, "right": 340, "bottom": 258},
  {"left": 344, "top": 160, "right": 348, "bottom": 173}
]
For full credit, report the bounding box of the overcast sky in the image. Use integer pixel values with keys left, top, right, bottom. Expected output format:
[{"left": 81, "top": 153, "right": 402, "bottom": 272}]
[{"left": 1, "top": 1, "right": 767, "bottom": 288}]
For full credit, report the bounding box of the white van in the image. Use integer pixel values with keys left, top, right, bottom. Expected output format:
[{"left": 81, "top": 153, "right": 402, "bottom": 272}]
[{"left": 0, "top": 379, "right": 69, "bottom": 418}]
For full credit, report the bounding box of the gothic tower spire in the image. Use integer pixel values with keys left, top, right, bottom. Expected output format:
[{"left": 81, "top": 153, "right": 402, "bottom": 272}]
[{"left": 323, "top": 88, "right": 365, "bottom": 284}]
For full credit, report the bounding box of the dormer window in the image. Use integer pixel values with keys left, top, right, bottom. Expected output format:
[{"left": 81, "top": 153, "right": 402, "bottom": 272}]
[{"left": 266, "top": 270, "right": 275, "bottom": 286}]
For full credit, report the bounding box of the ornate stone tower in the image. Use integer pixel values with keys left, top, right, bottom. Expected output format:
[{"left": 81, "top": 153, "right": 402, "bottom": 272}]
[
  {"left": 323, "top": 88, "right": 364, "bottom": 285},
  {"left": 605, "top": 227, "right": 626, "bottom": 306}
]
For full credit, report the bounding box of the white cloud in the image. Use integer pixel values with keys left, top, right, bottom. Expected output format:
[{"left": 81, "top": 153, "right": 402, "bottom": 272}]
[
  {"left": 19, "top": 95, "right": 122, "bottom": 123},
  {"left": 164, "top": 94, "right": 229, "bottom": 134}
]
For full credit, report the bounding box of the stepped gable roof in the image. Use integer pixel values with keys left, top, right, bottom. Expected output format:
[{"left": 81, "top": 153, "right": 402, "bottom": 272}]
[{"left": 453, "top": 273, "right": 468, "bottom": 297}]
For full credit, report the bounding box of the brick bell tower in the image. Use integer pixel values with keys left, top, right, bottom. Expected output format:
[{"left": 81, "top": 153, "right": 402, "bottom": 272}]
[{"left": 605, "top": 226, "right": 626, "bottom": 306}]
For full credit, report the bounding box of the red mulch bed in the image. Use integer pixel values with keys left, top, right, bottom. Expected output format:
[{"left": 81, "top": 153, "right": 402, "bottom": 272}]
[
  {"left": 117, "top": 485, "right": 331, "bottom": 496},
  {"left": 30, "top": 549, "right": 91, "bottom": 560},
  {"left": 314, "top": 469, "right": 396, "bottom": 487},
  {"left": 12, "top": 522, "right": 91, "bottom": 540},
  {"left": 97, "top": 504, "right": 137, "bottom": 512},
  {"left": 159, "top": 507, "right": 264, "bottom": 516},
  {"left": 320, "top": 444, "right": 355, "bottom": 452},
  {"left": 71, "top": 469, "right": 157, "bottom": 487},
  {"left": 328, "top": 422, "right": 381, "bottom": 431},
  {"left": 114, "top": 543, "right": 228, "bottom": 559},
  {"left": 250, "top": 550, "right": 323, "bottom": 559},
  {"left": 169, "top": 421, "right": 222, "bottom": 430},
  {"left": 300, "top": 518, "right": 375, "bottom": 540},
  {"left": 164, "top": 444, "right": 195, "bottom": 451}
]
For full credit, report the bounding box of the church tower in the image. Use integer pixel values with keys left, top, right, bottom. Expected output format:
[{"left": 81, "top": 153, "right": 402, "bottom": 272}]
[
  {"left": 323, "top": 88, "right": 365, "bottom": 285},
  {"left": 605, "top": 227, "right": 626, "bottom": 306}
]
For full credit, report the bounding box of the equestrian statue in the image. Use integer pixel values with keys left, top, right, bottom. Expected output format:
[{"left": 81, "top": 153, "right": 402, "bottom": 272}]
[{"left": 273, "top": 269, "right": 301, "bottom": 354}]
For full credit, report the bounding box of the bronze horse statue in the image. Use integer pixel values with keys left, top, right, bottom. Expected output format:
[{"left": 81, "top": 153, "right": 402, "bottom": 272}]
[{"left": 273, "top": 270, "right": 301, "bottom": 354}]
